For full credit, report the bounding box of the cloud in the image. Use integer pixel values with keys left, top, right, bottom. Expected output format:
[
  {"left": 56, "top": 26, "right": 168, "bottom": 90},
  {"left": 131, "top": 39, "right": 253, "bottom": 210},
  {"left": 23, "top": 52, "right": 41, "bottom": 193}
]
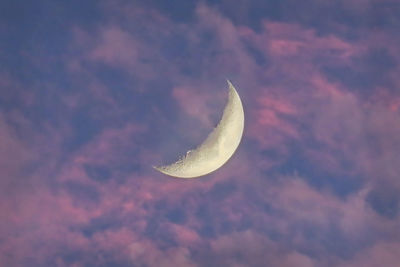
[
  {"left": 198, "top": 230, "right": 315, "bottom": 267},
  {"left": 1, "top": 1, "right": 400, "bottom": 266},
  {"left": 340, "top": 241, "right": 400, "bottom": 267},
  {"left": 89, "top": 27, "right": 141, "bottom": 68}
]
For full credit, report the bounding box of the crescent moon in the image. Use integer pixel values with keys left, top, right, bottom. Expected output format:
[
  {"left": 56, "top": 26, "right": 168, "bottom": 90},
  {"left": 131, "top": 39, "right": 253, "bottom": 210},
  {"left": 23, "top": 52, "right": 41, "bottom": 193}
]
[{"left": 154, "top": 80, "right": 244, "bottom": 178}]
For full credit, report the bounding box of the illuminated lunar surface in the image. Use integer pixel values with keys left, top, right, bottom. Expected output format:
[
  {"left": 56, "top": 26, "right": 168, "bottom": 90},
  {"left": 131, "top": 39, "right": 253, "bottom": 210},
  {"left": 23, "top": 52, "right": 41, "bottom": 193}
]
[{"left": 154, "top": 80, "right": 244, "bottom": 178}]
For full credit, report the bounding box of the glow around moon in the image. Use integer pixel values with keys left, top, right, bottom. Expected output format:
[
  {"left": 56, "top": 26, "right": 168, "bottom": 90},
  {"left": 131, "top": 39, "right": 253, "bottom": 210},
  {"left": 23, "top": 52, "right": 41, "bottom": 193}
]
[{"left": 154, "top": 80, "right": 245, "bottom": 178}]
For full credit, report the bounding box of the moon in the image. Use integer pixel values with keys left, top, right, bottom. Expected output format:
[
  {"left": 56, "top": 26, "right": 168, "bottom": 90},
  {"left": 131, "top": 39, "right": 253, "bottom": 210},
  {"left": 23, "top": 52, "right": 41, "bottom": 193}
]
[{"left": 154, "top": 80, "right": 244, "bottom": 178}]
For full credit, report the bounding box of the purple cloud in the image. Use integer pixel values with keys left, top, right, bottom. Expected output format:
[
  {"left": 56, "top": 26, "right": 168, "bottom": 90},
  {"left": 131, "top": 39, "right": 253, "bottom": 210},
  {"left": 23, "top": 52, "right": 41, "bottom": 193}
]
[{"left": 1, "top": 1, "right": 400, "bottom": 266}]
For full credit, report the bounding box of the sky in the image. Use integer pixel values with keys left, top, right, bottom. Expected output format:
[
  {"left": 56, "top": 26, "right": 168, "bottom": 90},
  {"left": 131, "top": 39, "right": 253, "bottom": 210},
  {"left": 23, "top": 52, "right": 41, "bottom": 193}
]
[{"left": 1, "top": 0, "right": 400, "bottom": 266}]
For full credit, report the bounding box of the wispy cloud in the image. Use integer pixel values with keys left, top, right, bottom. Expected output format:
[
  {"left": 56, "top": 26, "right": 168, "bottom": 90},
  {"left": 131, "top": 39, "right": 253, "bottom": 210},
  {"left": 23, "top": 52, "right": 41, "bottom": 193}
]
[{"left": 1, "top": 1, "right": 400, "bottom": 266}]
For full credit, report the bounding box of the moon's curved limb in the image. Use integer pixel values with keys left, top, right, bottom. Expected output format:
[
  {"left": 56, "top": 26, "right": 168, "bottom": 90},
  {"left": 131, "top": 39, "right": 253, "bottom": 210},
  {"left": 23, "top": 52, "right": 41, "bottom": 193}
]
[{"left": 154, "top": 80, "right": 244, "bottom": 178}]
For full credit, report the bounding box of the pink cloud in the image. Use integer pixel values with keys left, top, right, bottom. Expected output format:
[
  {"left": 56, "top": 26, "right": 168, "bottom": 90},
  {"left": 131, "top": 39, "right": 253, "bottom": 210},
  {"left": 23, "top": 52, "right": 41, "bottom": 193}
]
[
  {"left": 341, "top": 241, "right": 400, "bottom": 267},
  {"left": 205, "top": 230, "right": 315, "bottom": 267},
  {"left": 127, "top": 239, "right": 196, "bottom": 267},
  {"left": 167, "top": 223, "right": 201, "bottom": 245},
  {"left": 243, "top": 21, "right": 357, "bottom": 63},
  {"left": 172, "top": 85, "right": 220, "bottom": 127},
  {"left": 0, "top": 114, "right": 32, "bottom": 186},
  {"left": 2, "top": 2, "right": 400, "bottom": 266},
  {"left": 73, "top": 24, "right": 167, "bottom": 82},
  {"left": 248, "top": 92, "right": 299, "bottom": 144},
  {"left": 89, "top": 26, "right": 140, "bottom": 67}
]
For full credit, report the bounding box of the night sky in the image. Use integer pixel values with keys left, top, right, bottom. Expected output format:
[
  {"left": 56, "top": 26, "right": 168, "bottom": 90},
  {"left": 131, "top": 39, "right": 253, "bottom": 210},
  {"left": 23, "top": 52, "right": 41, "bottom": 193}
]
[{"left": 1, "top": 1, "right": 400, "bottom": 266}]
